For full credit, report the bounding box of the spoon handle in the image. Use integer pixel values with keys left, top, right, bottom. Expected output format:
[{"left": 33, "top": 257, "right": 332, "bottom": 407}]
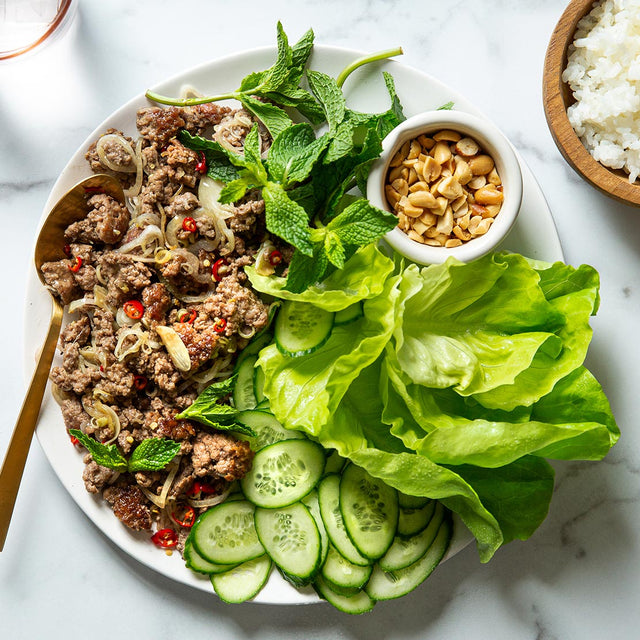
[{"left": 0, "top": 297, "right": 64, "bottom": 551}]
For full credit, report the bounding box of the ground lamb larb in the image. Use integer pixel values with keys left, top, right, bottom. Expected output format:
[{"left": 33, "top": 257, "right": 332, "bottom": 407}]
[{"left": 42, "top": 103, "right": 283, "bottom": 547}]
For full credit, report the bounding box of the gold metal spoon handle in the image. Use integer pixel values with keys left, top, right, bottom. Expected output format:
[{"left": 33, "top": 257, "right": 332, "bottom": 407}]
[{"left": 0, "top": 297, "right": 64, "bottom": 551}]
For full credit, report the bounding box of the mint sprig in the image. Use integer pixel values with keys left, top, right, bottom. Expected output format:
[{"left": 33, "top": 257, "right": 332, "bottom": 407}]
[
  {"left": 146, "top": 23, "right": 323, "bottom": 137},
  {"left": 175, "top": 376, "right": 256, "bottom": 437},
  {"left": 69, "top": 430, "right": 180, "bottom": 473}
]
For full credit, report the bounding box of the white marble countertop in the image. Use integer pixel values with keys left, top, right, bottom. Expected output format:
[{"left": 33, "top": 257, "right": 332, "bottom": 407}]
[{"left": 1, "top": 0, "right": 638, "bottom": 637}]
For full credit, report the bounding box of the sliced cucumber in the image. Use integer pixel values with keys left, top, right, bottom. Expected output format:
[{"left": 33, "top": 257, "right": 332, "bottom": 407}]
[
  {"left": 274, "top": 300, "right": 334, "bottom": 357},
  {"left": 235, "top": 328, "right": 274, "bottom": 367},
  {"left": 191, "top": 500, "right": 264, "bottom": 565},
  {"left": 233, "top": 355, "right": 258, "bottom": 410},
  {"left": 334, "top": 302, "right": 363, "bottom": 325},
  {"left": 255, "top": 502, "right": 321, "bottom": 584},
  {"left": 397, "top": 500, "right": 436, "bottom": 538},
  {"left": 253, "top": 365, "right": 266, "bottom": 404},
  {"left": 398, "top": 492, "right": 432, "bottom": 510},
  {"left": 235, "top": 409, "right": 306, "bottom": 452},
  {"left": 379, "top": 502, "right": 445, "bottom": 572},
  {"left": 183, "top": 536, "right": 239, "bottom": 575},
  {"left": 240, "top": 439, "right": 325, "bottom": 508},
  {"left": 210, "top": 555, "right": 272, "bottom": 604},
  {"left": 366, "top": 514, "right": 452, "bottom": 601},
  {"left": 314, "top": 575, "right": 375, "bottom": 615},
  {"left": 321, "top": 544, "right": 372, "bottom": 592},
  {"left": 301, "top": 489, "right": 329, "bottom": 567},
  {"left": 340, "top": 463, "right": 398, "bottom": 560},
  {"left": 317, "top": 474, "right": 370, "bottom": 567}
]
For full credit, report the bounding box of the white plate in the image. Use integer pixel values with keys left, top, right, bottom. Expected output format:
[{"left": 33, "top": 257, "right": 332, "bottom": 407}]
[{"left": 24, "top": 45, "right": 563, "bottom": 605}]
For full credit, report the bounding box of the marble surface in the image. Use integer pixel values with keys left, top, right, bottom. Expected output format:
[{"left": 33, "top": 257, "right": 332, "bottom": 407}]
[{"left": 1, "top": 0, "right": 638, "bottom": 637}]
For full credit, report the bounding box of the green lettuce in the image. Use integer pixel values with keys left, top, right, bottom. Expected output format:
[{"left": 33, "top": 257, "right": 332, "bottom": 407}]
[{"left": 254, "top": 251, "right": 619, "bottom": 562}]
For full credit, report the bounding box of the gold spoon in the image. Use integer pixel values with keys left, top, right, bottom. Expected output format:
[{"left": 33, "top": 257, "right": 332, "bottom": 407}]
[{"left": 0, "top": 174, "right": 125, "bottom": 550}]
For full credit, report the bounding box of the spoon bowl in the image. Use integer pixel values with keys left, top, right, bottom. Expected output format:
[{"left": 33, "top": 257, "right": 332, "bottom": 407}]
[{"left": 0, "top": 174, "right": 125, "bottom": 550}]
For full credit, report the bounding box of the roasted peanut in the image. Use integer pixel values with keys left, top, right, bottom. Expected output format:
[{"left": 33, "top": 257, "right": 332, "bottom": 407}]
[
  {"left": 383, "top": 129, "right": 503, "bottom": 248},
  {"left": 469, "top": 154, "right": 495, "bottom": 176}
]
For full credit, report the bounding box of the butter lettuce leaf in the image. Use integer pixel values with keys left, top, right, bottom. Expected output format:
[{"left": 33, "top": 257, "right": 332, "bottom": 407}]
[
  {"left": 246, "top": 243, "right": 395, "bottom": 311},
  {"left": 255, "top": 251, "right": 618, "bottom": 563}
]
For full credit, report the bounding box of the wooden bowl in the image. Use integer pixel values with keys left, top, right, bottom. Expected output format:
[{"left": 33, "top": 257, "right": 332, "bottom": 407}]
[{"left": 543, "top": 0, "right": 640, "bottom": 206}]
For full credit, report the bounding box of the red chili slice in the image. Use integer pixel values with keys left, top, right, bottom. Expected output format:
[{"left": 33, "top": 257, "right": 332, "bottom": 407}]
[
  {"left": 123, "top": 300, "right": 144, "bottom": 320},
  {"left": 269, "top": 249, "right": 283, "bottom": 266},
  {"left": 171, "top": 505, "right": 196, "bottom": 529},
  {"left": 180, "top": 308, "right": 197, "bottom": 324},
  {"left": 195, "top": 152, "right": 207, "bottom": 173},
  {"left": 133, "top": 375, "right": 147, "bottom": 391},
  {"left": 213, "top": 317, "right": 227, "bottom": 334},
  {"left": 211, "top": 258, "right": 228, "bottom": 282},
  {"left": 186, "top": 481, "right": 219, "bottom": 497},
  {"left": 68, "top": 256, "right": 83, "bottom": 273},
  {"left": 69, "top": 434, "right": 79, "bottom": 446},
  {"left": 182, "top": 217, "right": 197, "bottom": 233},
  {"left": 151, "top": 528, "right": 178, "bottom": 549}
]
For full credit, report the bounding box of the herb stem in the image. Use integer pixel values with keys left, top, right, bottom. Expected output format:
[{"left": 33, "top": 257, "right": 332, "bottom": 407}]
[
  {"left": 335, "top": 47, "right": 404, "bottom": 89},
  {"left": 145, "top": 89, "right": 239, "bottom": 106}
]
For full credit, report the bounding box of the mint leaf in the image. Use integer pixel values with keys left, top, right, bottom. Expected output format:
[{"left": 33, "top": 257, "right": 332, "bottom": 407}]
[
  {"left": 241, "top": 96, "right": 293, "bottom": 141},
  {"left": 306, "top": 70, "right": 346, "bottom": 133},
  {"left": 267, "top": 124, "right": 329, "bottom": 186},
  {"left": 284, "top": 245, "right": 330, "bottom": 293},
  {"left": 241, "top": 124, "right": 263, "bottom": 169},
  {"left": 219, "top": 178, "right": 251, "bottom": 204},
  {"left": 178, "top": 131, "right": 241, "bottom": 182},
  {"left": 262, "top": 182, "right": 314, "bottom": 256},
  {"left": 382, "top": 71, "right": 405, "bottom": 131},
  {"left": 324, "top": 232, "right": 346, "bottom": 269},
  {"left": 327, "top": 199, "right": 398, "bottom": 245},
  {"left": 290, "top": 27, "right": 314, "bottom": 79},
  {"left": 128, "top": 438, "right": 181, "bottom": 473},
  {"left": 260, "top": 22, "right": 293, "bottom": 93},
  {"left": 438, "top": 101, "right": 454, "bottom": 110},
  {"left": 239, "top": 70, "right": 265, "bottom": 92},
  {"left": 69, "top": 429, "right": 128, "bottom": 471}
]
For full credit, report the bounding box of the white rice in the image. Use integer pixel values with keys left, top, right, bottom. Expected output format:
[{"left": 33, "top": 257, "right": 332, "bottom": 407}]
[{"left": 563, "top": 0, "right": 640, "bottom": 182}]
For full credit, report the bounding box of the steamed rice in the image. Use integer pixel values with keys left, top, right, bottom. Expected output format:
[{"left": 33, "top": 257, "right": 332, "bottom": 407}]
[{"left": 563, "top": 0, "right": 640, "bottom": 182}]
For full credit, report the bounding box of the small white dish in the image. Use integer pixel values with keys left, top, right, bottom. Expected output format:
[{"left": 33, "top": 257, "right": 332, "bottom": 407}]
[{"left": 367, "top": 110, "right": 523, "bottom": 265}]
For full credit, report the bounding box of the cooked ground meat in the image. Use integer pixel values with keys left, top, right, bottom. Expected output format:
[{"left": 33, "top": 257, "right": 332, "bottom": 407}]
[
  {"left": 65, "top": 193, "right": 130, "bottom": 245},
  {"left": 191, "top": 432, "right": 254, "bottom": 482},
  {"left": 83, "top": 457, "right": 119, "bottom": 494},
  {"left": 142, "top": 283, "right": 172, "bottom": 323},
  {"left": 44, "top": 103, "right": 281, "bottom": 536},
  {"left": 41, "top": 259, "right": 83, "bottom": 305},
  {"left": 103, "top": 484, "right": 152, "bottom": 531}
]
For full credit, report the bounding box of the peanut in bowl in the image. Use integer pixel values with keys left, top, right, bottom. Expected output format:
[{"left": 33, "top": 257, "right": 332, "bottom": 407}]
[{"left": 367, "top": 110, "right": 523, "bottom": 265}]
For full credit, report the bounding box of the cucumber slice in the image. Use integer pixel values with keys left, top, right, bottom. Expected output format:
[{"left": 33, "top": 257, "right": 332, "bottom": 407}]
[
  {"left": 334, "top": 302, "right": 363, "bottom": 325},
  {"left": 314, "top": 575, "right": 375, "bottom": 614},
  {"left": 366, "top": 514, "right": 452, "bottom": 601},
  {"left": 397, "top": 500, "right": 436, "bottom": 538},
  {"left": 183, "top": 536, "right": 239, "bottom": 575},
  {"left": 301, "top": 490, "right": 329, "bottom": 567},
  {"left": 398, "top": 492, "right": 432, "bottom": 510},
  {"left": 210, "top": 555, "right": 272, "bottom": 604},
  {"left": 340, "top": 463, "right": 398, "bottom": 560},
  {"left": 235, "top": 328, "right": 274, "bottom": 367},
  {"left": 274, "top": 300, "right": 334, "bottom": 357},
  {"left": 240, "top": 439, "right": 325, "bottom": 508},
  {"left": 317, "top": 474, "right": 370, "bottom": 567},
  {"left": 233, "top": 355, "right": 258, "bottom": 410},
  {"left": 253, "top": 365, "right": 266, "bottom": 403},
  {"left": 191, "top": 500, "right": 264, "bottom": 565},
  {"left": 321, "top": 544, "right": 372, "bottom": 591},
  {"left": 235, "top": 410, "right": 306, "bottom": 451},
  {"left": 379, "top": 502, "right": 445, "bottom": 572},
  {"left": 255, "top": 502, "right": 321, "bottom": 584}
]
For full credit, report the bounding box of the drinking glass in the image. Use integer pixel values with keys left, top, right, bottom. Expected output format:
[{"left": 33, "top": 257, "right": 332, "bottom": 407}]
[{"left": 0, "top": 0, "right": 76, "bottom": 61}]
